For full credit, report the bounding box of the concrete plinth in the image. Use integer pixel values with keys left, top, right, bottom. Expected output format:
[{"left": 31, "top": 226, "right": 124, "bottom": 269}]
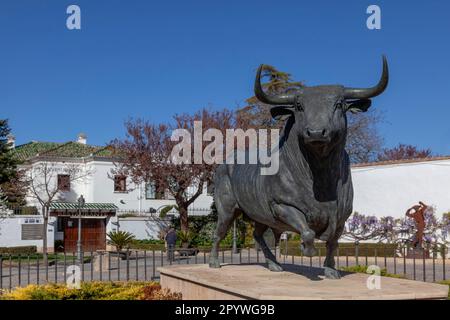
[
  {"left": 93, "top": 252, "right": 110, "bottom": 272},
  {"left": 92, "top": 251, "right": 121, "bottom": 272},
  {"left": 159, "top": 264, "right": 449, "bottom": 300}
]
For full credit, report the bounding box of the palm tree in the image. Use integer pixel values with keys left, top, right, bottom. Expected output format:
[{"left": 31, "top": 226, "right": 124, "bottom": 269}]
[{"left": 107, "top": 230, "right": 135, "bottom": 252}]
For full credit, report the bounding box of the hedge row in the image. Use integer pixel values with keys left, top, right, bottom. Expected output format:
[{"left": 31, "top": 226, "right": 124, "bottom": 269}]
[
  {"left": 0, "top": 281, "right": 181, "bottom": 300},
  {"left": 0, "top": 246, "right": 37, "bottom": 255},
  {"left": 280, "top": 241, "right": 398, "bottom": 257}
]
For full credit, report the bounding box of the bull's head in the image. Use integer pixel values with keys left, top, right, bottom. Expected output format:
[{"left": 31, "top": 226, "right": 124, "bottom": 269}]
[{"left": 255, "top": 56, "right": 388, "bottom": 157}]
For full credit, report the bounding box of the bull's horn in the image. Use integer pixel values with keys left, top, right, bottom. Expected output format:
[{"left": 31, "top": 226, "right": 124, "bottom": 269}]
[
  {"left": 254, "top": 64, "right": 296, "bottom": 105},
  {"left": 344, "top": 55, "right": 389, "bottom": 99}
]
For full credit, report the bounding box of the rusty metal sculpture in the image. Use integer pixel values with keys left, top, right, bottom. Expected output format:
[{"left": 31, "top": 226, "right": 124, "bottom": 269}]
[{"left": 406, "top": 201, "right": 428, "bottom": 248}]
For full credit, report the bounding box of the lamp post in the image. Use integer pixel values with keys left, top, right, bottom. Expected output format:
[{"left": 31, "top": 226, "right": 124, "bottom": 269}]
[
  {"left": 232, "top": 220, "right": 238, "bottom": 254},
  {"left": 76, "top": 195, "right": 85, "bottom": 262}
]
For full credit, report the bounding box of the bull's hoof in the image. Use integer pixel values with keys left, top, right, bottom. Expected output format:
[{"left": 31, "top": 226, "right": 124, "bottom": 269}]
[
  {"left": 324, "top": 267, "right": 341, "bottom": 279},
  {"left": 267, "top": 260, "right": 283, "bottom": 272},
  {"left": 209, "top": 257, "right": 221, "bottom": 268},
  {"left": 300, "top": 243, "right": 318, "bottom": 257}
]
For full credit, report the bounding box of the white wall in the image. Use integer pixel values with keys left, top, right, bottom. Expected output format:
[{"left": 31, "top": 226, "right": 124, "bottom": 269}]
[
  {"left": 0, "top": 215, "right": 55, "bottom": 252},
  {"left": 23, "top": 160, "right": 92, "bottom": 208},
  {"left": 87, "top": 161, "right": 177, "bottom": 212},
  {"left": 23, "top": 160, "right": 213, "bottom": 214},
  {"left": 352, "top": 159, "right": 450, "bottom": 219},
  {"left": 115, "top": 217, "right": 171, "bottom": 240}
]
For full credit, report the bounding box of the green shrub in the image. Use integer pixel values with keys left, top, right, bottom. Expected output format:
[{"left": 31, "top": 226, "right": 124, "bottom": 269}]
[
  {"left": 177, "top": 230, "right": 196, "bottom": 245},
  {"left": 9, "top": 206, "right": 39, "bottom": 215},
  {"left": 159, "top": 205, "right": 177, "bottom": 218},
  {"left": 281, "top": 241, "right": 398, "bottom": 257},
  {"left": 107, "top": 231, "right": 135, "bottom": 252},
  {"left": 290, "top": 233, "right": 301, "bottom": 241},
  {"left": 438, "top": 280, "right": 450, "bottom": 299},
  {"left": 129, "top": 239, "right": 166, "bottom": 251},
  {"left": 0, "top": 282, "right": 181, "bottom": 300},
  {"left": 117, "top": 213, "right": 140, "bottom": 218},
  {"left": 0, "top": 246, "right": 37, "bottom": 255}
]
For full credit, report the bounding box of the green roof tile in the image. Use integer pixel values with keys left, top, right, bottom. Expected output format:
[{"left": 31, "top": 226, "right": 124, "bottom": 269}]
[
  {"left": 11, "top": 141, "right": 116, "bottom": 161},
  {"left": 12, "top": 142, "right": 64, "bottom": 161},
  {"left": 50, "top": 202, "right": 118, "bottom": 211}
]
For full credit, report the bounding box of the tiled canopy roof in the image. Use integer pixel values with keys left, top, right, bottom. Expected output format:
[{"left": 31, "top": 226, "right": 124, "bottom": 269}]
[
  {"left": 12, "top": 141, "right": 116, "bottom": 161},
  {"left": 50, "top": 202, "right": 118, "bottom": 211}
]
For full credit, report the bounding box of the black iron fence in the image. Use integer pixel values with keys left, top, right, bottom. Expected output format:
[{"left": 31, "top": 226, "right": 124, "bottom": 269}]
[{"left": 0, "top": 243, "right": 448, "bottom": 290}]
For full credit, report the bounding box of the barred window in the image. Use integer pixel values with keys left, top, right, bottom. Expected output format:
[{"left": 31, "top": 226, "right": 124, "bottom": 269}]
[
  {"left": 57, "top": 174, "right": 70, "bottom": 192},
  {"left": 114, "top": 175, "right": 127, "bottom": 192},
  {"left": 145, "top": 181, "right": 164, "bottom": 199}
]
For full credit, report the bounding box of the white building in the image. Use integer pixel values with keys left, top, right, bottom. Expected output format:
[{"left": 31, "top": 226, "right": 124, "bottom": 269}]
[
  {"left": 0, "top": 134, "right": 213, "bottom": 252},
  {"left": 352, "top": 157, "right": 450, "bottom": 219}
]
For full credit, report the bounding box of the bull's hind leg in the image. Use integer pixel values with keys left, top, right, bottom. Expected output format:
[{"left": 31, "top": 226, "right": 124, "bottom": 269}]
[
  {"left": 254, "top": 223, "right": 283, "bottom": 272},
  {"left": 209, "top": 197, "right": 239, "bottom": 269}
]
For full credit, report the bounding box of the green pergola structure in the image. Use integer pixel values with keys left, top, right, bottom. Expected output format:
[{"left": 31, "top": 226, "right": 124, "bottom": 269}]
[{"left": 50, "top": 202, "right": 118, "bottom": 217}]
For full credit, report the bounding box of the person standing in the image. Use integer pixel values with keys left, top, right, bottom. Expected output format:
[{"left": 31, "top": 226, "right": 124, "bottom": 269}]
[{"left": 165, "top": 228, "right": 177, "bottom": 262}]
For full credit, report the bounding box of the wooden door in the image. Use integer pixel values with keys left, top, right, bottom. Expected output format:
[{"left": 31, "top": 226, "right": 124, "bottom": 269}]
[{"left": 63, "top": 218, "right": 106, "bottom": 253}]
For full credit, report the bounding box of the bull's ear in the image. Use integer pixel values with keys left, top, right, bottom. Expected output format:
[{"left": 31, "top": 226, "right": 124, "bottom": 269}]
[
  {"left": 346, "top": 99, "right": 372, "bottom": 114},
  {"left": 270, "top": 106, "right": 294, "bottom": 121}
]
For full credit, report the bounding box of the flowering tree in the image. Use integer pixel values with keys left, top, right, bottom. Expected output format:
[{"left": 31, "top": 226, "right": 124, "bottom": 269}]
[
  {"left": 342, "top": 212, "right": 383, "bottom": 242},
  {"left": 440, "top": 214, "right": 450, "bottom": 246},
  {"left": 377, "top": 216, "right": 399, "bottom": 243},
  {"left": 377, "top": 143, "right": 433, "bottom": 161},
  {"left": 111, "top": 109, "right": 235, "bottom": 238},
  {"left": 344, "top": 207, "right": 450, "bottom": 250}
]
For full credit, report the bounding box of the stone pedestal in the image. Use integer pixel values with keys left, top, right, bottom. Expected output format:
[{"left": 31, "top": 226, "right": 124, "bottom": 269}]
[
  {"left": 159, "top": 264, "right": 448, "bottom": 300},
  {"left": 93, "top": 251, "right": 112, "bottom": 272}
]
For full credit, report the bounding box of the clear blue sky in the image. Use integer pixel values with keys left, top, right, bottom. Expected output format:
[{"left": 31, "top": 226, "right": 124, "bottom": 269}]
[{"left": 1, "top": 0, "right": 449, "bottom": 154}]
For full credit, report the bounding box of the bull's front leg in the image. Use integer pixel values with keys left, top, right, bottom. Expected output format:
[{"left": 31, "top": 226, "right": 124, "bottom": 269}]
[
  {"left": 273, "top": 204, "right": 317, "bottom": 257},
  {"left": 323, "top": 224, "right": 345, "bottom": 279}
]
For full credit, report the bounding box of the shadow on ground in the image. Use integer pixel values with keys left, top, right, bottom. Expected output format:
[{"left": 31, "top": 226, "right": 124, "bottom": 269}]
[{"left": 221, "top": 263, "right": 353, "bottom": 281}]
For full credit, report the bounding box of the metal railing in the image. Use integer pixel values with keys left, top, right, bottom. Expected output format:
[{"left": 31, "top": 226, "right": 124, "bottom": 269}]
[{"left": 0, "top": 243, "right": 448, "bottom": 290}]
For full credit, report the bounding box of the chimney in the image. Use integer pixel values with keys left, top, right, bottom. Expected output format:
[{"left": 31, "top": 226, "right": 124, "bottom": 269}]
[
  {"left": 77, "top": 133, "right": 87, "bottom": 145},
  {"left": 7, "top": 134, "right": 15, "bottom": 149}
]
